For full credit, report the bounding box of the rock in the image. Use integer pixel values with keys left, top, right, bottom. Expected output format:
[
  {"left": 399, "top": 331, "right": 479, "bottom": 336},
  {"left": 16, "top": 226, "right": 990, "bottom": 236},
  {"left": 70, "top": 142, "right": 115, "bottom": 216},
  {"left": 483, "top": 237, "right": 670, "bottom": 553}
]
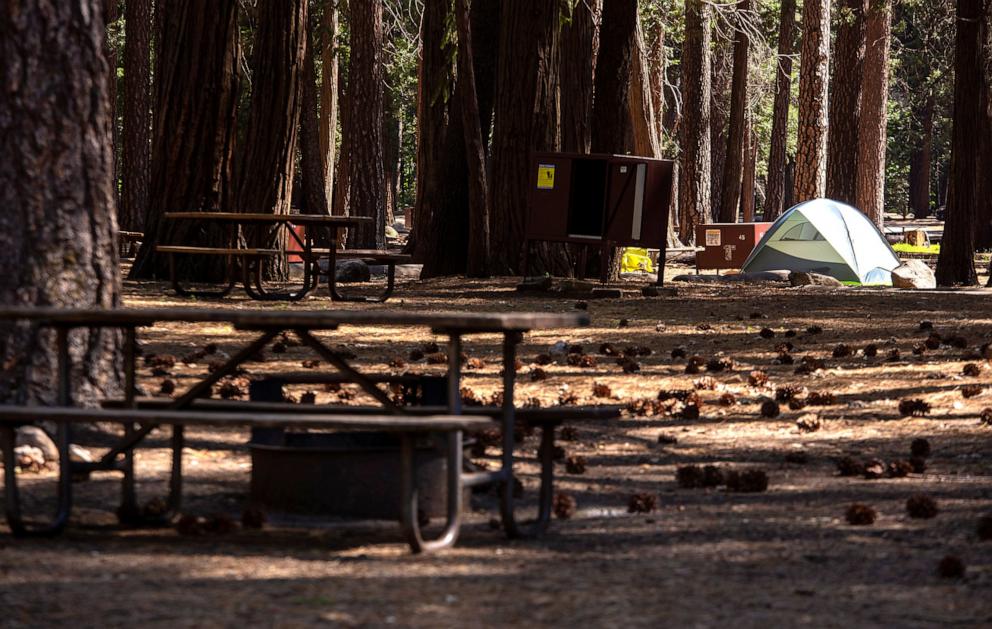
[
  {"left": 384, "top": 225, "right": 399, "bottom": 239},
  {"left": 558, "top": 278, "right": 598, "bottom": 293},
  {"left": 16, "top": 426, "right": 58, "bottom": 461},
  {"left": 516, "top": 275, "right": 553, "bottom": 292},
  {"left": 69, "top": 444, "right": 94, "bottom": 463},
  {"left": 335, "top": 259, "right": 371, "bottom": 283},
  {"left": 789, "top": 272, "right": 844, "bottom": 287},
  {"left": 13, "top": 445, "right": 45, "bottom": 468},
  {"left": 891, "top": 260, "right": 936, "bottom": 290}
]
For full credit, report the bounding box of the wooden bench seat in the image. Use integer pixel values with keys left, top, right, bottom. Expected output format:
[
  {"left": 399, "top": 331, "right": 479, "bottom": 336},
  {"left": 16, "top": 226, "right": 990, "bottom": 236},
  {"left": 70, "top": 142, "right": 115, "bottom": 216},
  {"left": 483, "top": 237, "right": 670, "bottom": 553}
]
[
  {"left": 309, "top": 248, "right": 411, "bottom": 303},
  {"left": 155, "top": 246, "right": 279, "bottom": 298},
  {"left": 155, "top": 246, "right": 279, "bottom": 256}
]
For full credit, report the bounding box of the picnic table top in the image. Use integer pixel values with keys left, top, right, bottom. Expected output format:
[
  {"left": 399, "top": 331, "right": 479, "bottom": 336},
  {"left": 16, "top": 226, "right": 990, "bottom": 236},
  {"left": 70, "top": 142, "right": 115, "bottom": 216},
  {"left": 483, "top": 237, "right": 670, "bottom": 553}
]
[
  {"left": 0, "top": 307, "right": 589, "bottom": 332},
  {"left": 164, "top": 212, "right": 371, "bottom": 226}
]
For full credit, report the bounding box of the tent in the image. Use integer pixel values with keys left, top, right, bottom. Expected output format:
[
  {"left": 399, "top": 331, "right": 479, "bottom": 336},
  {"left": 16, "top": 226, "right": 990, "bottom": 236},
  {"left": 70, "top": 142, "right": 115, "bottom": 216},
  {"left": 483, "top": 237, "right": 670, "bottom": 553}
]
[{"left": 741, "top": 198, "right": 900, "bottom": 284}]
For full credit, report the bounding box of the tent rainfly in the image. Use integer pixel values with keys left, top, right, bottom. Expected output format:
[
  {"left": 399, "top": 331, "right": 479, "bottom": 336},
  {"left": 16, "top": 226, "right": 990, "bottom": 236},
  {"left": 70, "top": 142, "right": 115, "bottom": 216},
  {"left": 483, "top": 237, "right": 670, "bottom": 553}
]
[{"left": 741, "top": 198, "right": 901, "bottom": 284}]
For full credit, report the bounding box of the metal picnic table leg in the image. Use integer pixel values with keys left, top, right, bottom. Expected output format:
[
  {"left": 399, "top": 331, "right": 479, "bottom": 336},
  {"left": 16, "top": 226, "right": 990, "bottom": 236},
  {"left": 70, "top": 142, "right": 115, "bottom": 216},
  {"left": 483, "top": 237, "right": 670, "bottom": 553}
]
[
  {"left": 399, "top": 333, "right": 465, "bottom": 553},
  {"left": 499, "top": 331, "right": 552, "bottom": 538},
  {"left": 3, "top": 327, "right": 74, "bottom": 537},
  {"left": 117, "top": 326, "right": 141, "bottom": 523}
]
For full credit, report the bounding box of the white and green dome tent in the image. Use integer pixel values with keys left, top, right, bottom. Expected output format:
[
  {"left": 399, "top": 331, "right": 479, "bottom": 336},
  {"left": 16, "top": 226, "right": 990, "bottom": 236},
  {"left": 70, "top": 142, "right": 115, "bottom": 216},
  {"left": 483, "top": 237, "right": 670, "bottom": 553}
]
[{"left": 741, "top": 198, "right": 900, "bottom": 284}]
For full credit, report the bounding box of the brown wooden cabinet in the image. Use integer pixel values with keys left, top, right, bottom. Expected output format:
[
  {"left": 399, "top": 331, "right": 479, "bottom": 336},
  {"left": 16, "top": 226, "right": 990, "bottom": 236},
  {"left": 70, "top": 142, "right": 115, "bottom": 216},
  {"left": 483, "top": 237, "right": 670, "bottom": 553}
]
[{"left": 695, "top": 222, "right": 773, "bottom": 271}]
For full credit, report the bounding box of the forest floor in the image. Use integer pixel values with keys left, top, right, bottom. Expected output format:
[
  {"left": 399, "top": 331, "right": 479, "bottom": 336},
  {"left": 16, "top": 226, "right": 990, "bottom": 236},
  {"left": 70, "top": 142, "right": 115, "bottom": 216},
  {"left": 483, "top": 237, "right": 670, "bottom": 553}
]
[{"left": 2, "top": 267, "right": 992, "bottom": 628}]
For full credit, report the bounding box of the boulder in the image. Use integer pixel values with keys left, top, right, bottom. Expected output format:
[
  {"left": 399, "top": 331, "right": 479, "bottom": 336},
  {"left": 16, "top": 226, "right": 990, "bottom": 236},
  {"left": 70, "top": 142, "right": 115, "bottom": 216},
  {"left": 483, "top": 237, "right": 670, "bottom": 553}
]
[
  {"left": 891, "top": 260, "right": 936, "bottom": 289},
  {"left": 516, "top": 275, "right": 553, "bottom": 292},
  {"left": 335, "top": 259, "right": 371, "bottom": 283},
  {"left": 16, "top": 425, "right": 58, "bottom": 461},
  {"left": 789, "top": 272, "right": 844, "bottom": 287}
]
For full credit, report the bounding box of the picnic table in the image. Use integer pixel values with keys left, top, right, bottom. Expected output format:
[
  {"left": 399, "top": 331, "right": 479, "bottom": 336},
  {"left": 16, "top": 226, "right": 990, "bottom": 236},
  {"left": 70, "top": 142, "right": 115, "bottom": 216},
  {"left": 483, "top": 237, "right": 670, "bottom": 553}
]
[
  {"left": 0, "top": 306, "right": 599, "bottom": 553},
  {"left": 159, "top": 212, "right": 410, "bottom": 302}
]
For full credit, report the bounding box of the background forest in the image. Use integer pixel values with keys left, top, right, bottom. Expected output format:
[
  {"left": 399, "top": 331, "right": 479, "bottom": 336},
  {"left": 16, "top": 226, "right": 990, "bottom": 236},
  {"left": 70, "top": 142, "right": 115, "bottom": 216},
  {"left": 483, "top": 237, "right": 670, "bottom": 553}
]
[{"left": 103, "top": 0, "right": 964, "bottom": 279}]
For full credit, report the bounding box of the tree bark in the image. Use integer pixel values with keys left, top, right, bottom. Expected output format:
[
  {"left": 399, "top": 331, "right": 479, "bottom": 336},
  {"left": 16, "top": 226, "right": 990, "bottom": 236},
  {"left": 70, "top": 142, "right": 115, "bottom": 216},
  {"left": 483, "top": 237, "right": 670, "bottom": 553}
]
[
  {"left": 825, "top": 0, "right": 866, "bottom": 205},
  {"left": 628, "top": 14, "right": 662, "bottom": 158},
  {"left": 319, "top": 1, "right": 339, "bottom": 209},
  {"left": 740, "top": 111, "right": 757, "bottom": 222},
  {"left": 794, "top": 0, "right": 830, "bottom": 202},
  {"left": 122, "top": 0, "right": 152, "bottom": 233},
  {"left": 908, "top": 93, "right": 936, "bottom": 219},
  {"left": 382, "top": 89, "right": 401, "bottom": 227},
  {"left": 765, "top": 0, "right": 796, "bottom": 219},
  {"left": 0, "top": 0, "right": 122, "bottom": 405},
  {"left": 236, "top": 0, "right": 306, "bottom": 216},
  {"left": 105, "top": 0, "right": 121, "bottom": 217},
  {"left": 678, "top": 0, "right": 712, "bottom": 243},
  {"left": 855, "top": 0, "right": 892, "bottom": 227},
  {"left": 648, "top": 18, "right": 666, "bottom": 147},
  {"left": 718, "top": 0, "right": 752, "bottom": 223},
  {"left": 345, "top": 0, "right": 385, "bottom": 248},
  {"left": 489, "top": 0, "right": 566, "bottom": 274},
  {"left": 456, "top": 0, "right": 492, "bottom": 277},
  {"left": 130, "top": 0, "right": 240, "bottom": 280},
  {"left": 591, "top": 0, "right": 637, "bottom": 154},
  {"left": 332, "top": 73, "right": 351, "bottom": 217},
  {"left": 709, "top": 41, "right": 732, "bottom": 215},
  {"left": 935, "top": 0, "right": 989, "bottom": 286},
  {"left": 300, "top": 8, "right": 329, "bottom": 216},
  {"left": 559, "top": 0, "right": 600, "bottom": 153}
]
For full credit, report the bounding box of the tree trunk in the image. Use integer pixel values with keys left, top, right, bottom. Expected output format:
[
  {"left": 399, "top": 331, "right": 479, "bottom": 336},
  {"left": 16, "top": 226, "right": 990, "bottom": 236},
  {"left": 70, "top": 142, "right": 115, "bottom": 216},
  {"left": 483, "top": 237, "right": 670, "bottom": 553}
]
[
  {"left": 825, "top": 0, "right": 866, "bottom": 205},
  {"left": 300, "top": 8, "right": 329, "bottom": 216},
  {"left": 319, "top": 1, "right": 339, "bottom": 209},
  {"left": 591, "top": 0, "right": 636, "bottom": 154},
  {"left": 130, "top": 0, "right": 240, "bottom": 280},
  {"left": 382, "top": 90, "right": 401, "bottom": 228},
  {"left": 709, "top": 42, "right": 732, "bottom": 215},
  {"left": 908, "top": 93, "right": 936, "bottom": 218},
  {"left": 121, "top": 0, "right": 151, "bottom": 232},
  {"left": 456, "top": 0, "right": 492, "bottom": 277},
  {"left": 236, "top": 0, "right": 306, "bottom": 214},
  {"left": 794, "top": 0, "right": 830, "bottom": 202},
  {"left": 648, "top": 19, "right": 666, "bottom": 147},
  {"left": 332, "top": 74, "right": 351, "bottom": 217},
  {"left": 765, "top": 0, "right": 796, "bottom": 219},
  {"left": 854, "top": 0, "right": 892, "bottom": 227},
  {"left": 741, "top": 111, "right": 757, "bottom": 222},
  {"left": 489, "top": 0, "right": 566, "bottom": 274},
  {"left": 105, "top": 0, "right": 121, "bottom": 218},
  {"left": 935, "top": 0, "right": 988, "bottom": 286},
  {"left": 718, "top": 0, "right": 752, "bottom": 223},
  {"left": 0, "top": 0, "right": 122, "bottom": 405},
  {"left": 559, "top": 0, "right": 600, "bottom": 153},
  {"left": 346, "top": 0, "right": 385, "bottom": 249},
  {"left": 678, "top": 0, "right": 712, "bottom": 243},
  {"left": 628, "top": 14, "right": 662, "bottom": 158}
]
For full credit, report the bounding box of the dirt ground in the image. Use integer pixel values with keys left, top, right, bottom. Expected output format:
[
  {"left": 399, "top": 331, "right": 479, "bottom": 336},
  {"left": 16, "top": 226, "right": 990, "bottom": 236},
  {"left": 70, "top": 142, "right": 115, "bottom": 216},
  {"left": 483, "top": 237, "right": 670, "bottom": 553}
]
[{"left": 2, "top": 268, "right": 991, "bottom": 628}]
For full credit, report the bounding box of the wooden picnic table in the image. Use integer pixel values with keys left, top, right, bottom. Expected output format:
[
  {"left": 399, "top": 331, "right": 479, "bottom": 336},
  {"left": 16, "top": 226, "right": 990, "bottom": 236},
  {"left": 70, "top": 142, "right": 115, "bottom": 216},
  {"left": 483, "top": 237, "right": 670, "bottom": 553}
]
[
  {"left": 0, "top": 306, "right": 593, "bottom": 553},
  {"left": 161, "top": 212, "right": 376, "bottom": 301}
]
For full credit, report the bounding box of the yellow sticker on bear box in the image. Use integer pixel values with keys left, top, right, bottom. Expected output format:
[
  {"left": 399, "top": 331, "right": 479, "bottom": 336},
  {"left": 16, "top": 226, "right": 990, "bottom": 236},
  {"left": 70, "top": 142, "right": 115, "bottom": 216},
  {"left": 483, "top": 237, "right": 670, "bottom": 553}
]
[{"left": 536, "top": 164, "right": 556, "bottom": 189}]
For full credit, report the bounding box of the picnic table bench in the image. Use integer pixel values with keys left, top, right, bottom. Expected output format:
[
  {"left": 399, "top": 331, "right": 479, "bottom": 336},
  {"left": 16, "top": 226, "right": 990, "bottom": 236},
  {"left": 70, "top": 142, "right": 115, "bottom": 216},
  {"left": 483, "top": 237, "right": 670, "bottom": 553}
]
[
  {"left": 157, "top": 212, "right": 408, "bottom": 302},
  {"left": 0, "top": 306, "right": 595, "bottom": 553}
]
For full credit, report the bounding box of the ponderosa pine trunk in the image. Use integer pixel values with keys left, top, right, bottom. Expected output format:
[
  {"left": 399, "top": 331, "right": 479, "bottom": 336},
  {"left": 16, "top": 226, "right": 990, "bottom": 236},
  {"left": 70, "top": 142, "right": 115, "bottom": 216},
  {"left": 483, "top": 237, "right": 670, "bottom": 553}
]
[
  {"left": 130, "top": 0, "right": 240, "bottom": 280},
  {"left": 709, "top": 42, "right": 732, "bottom": 214},
  {"left": 300, "top": 8, "right": 329, "bottom": 217},
  {"left": 765, "top": 0, "right": 796, "bottom": 219},
  {"left": 718, "top": 0, "right": 752, "bottom": 223},
  {"left": 105, "top": 0, "right": 121, "bottom": 215},
  {"left": 456, "top": 0, "right": 492, "bottom": 278},
  {"left": 0, "top": 0, "right": 122, "bottom": 405},
  {"left": 628, "top": 15, "right": 661, "bottom": 158},
  {"left": 560, "top": 0, "right": 600, "bottom": 153},
  {"left": 855, "top": 0, "right": 892, "bottom": 228},
  {"left": 591, "top": 0, "right": 637, "bottom": 154},
  {"left": 741, "top": 112, "right": 757, "bottom": 222},
  {"left": 908, "top": 93, "right": 936, "bottom": 218},
  {"left": 794, "top": 0, "right": 830, "bottom": 202},
  {"left": 346, "top": 0, "right": 385, "bottom": 249},
  {"left": 489, "top": 0, "right": 567, "bottom": 275},
  {"left": 122, "top": 0, "right": 152, "bottom": 232},
  {"left": 825, "top": 0, "right": 866, "bottom": 206},
  {"left": 935, "top": 0, "right": 989, "bottom": 286},
  {"left": 319, "top": 1, "right": 339, "bottom": 209},
  {"left": 678, "top": 0, "right": 712, "bottom": 243}
]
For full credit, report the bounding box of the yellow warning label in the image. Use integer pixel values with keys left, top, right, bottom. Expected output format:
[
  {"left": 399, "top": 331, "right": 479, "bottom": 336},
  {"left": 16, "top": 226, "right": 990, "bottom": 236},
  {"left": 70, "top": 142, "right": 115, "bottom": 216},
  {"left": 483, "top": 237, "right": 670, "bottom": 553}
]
[{"left": 536, "top": 164, "right": 556, "bottom": 190}]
